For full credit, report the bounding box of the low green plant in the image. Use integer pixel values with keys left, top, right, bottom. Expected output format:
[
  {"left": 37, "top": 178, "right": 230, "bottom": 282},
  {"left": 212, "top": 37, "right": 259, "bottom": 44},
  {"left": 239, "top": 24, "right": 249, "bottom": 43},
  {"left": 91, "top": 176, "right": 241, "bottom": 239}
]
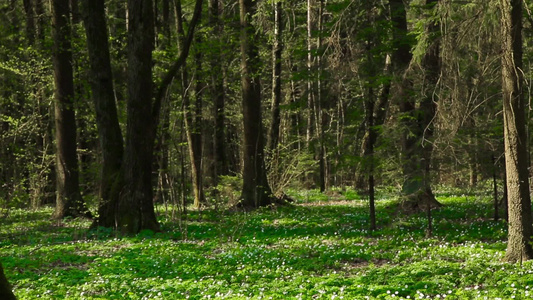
[{"left": 0, "top": 191, "right": 528, "bottom": 299}]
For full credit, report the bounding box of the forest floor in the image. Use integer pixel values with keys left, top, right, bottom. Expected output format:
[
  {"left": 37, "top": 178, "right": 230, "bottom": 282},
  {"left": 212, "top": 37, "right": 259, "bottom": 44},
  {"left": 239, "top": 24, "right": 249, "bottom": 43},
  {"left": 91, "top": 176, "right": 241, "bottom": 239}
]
[{"left": 1, "top": 187, "right": 531, "bottom": 299}]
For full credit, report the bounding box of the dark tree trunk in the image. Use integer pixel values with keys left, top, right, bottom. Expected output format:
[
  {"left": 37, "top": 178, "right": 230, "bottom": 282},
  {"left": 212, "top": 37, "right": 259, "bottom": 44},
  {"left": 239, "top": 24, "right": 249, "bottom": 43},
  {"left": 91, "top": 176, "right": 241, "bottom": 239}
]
[
  {"left": 114, "top": 0, "right": 202, "bottom": 233},
  {"left": 396, "top": 0, "right": 442, "bottom": 211},
  {"left": 52, "top": 0, "right": 91, "bottom": 219},
  {"left": 239, "top": 0, "right": 273, "bottom": 208},
  {"left": 365, "top": 84, "right": 377, "bottom": 231},
  {"left": 316, "top": 0, "right": 326, "bottom": 192},
  {"left": 268, "top": 0, "right": 282, "bottom": 153},
  {"left": 306, "top": 0, "right": 314, "bottom": 147},
  {"left": 0, "top": 263, "right": 16, "bottom": 300},
  {"left": 23, "top": 0, "right": 35, "bottom": 44},
  {"left": 117, "top": 0, "right": 160, "bottom": 234},
  {"left": 35, "top": 0, "right": 45, "bottom": 43},
  {"left": 81, "top": 0, "right": 125, "bottom": 228},
  {"left": 492, "top": 153, "right": 499, "bottom": 222},
  {"left": 500, "top": 0, "right": 533, "bottom": 263},
  {"left": 209, "top": 0, "right": 228, "bottom": 180}
]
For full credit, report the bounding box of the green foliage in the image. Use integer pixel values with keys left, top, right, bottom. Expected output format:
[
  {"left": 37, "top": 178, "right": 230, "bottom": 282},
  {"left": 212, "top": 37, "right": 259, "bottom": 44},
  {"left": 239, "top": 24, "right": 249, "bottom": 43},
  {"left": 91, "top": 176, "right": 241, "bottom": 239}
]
[{"left": 1, "top": 192, "right": 527, "bottom": 299}]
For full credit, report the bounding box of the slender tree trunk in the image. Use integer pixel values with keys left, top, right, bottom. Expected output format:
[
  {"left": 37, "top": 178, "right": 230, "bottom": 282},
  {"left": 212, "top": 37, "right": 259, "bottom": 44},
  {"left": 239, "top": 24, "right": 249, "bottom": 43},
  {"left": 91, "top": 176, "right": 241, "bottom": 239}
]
[
  {"left": 268, "top": 0, "right": 283, "bottom": 153},
  {"left": 492, "top": 153, "right": 499, "bottom": 221},
  {"left": 306, "top": 0, "right": 314, "bottom": 146},
  {"left": 316, "top": 0, "right": 326, "bottom": 192},
  {"left": 209, "top": 0, "right": 228, "bottom": 179},
  {"left": 365, "top": 83, "right": 376, "bottom": 231},
  {"left": 117, "top": 0, "right": 160, "bottom": 233},
  {"left": 0, "top": 263, "right": 16, "bottom": 300},
  {"left": 52, "top": 0, "right": 91, "bottom": 219},
  {"left": 190, "top": 33, "right": 205, "bottom": 208},
  {"left": 500, "top": 0, "right": 533, "bottom": 263},
  {"left": 417, "top": 0, "right": 441, "bottom": 206},
  {"left": 81, "top": 0, "right": 125, "bottom": 228},
  {"left": 23, "top": 0, "right": 35, "bottom": 44},
  {"left": 239, "top": 0, "right": 273, "bottom": 208},
  {"left": 35, "top": 0, "right": 45, "bottom": 43}
]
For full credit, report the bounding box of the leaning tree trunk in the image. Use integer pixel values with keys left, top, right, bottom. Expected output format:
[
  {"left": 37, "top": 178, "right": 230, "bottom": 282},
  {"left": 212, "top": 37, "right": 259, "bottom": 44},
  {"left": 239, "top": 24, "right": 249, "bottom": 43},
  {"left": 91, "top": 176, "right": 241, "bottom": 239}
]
[
  {"left": 239, "top": 0, "right": 274, "bottom": 208},
  {"left": 52, "top": 0, "right": 91, "bottom": 219},
  {"left": 81, "top": 0, "right": 124, "bottom": 228},
  {"left": 500, "top": 0, "right": 533, "bottom": 263},
  {"left": 117, "top": 0, "right": 160, "bottom": 234},
  {"left": 0, "top": 263, "right": 16, "bottom": 300}
]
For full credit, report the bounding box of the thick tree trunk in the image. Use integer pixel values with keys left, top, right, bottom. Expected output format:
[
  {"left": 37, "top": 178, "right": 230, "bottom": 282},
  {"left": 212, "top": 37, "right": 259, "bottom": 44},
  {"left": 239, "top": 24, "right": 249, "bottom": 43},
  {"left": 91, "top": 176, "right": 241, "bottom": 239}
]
[
  {"left": 239, "top": 0, "right": 273, "bottom": 208},
  {"left": 81, "top": 0, "right": 124, "bottom": 228},
  {"left": 396, "top": 0, "right": 442, "bottom": 210},
  {"left": 500, "top": 0, "right": 533, "bottom": 263},
  {"left": 52, "top": 0, "right": 91, "bottom": 219},
  {"left": 0, "top": 263, "right": 16, "bottom": 300},
  {"left": 117, "top": 0, "right": 160, "bottom": 234}
]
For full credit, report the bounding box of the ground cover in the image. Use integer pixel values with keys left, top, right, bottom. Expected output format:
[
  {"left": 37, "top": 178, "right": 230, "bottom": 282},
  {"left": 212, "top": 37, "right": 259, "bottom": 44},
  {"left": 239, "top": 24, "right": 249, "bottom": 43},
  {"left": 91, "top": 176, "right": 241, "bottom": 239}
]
[{"left": 1, "top": 189, "right": 531, "bottom": 299}]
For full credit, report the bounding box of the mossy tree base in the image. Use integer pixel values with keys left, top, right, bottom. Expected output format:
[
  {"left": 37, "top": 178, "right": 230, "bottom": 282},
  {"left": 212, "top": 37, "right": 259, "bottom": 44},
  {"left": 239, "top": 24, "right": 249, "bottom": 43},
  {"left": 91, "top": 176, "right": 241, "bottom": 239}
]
[{"left": 399, "top": 189, "right": 442, "bottom": 215}]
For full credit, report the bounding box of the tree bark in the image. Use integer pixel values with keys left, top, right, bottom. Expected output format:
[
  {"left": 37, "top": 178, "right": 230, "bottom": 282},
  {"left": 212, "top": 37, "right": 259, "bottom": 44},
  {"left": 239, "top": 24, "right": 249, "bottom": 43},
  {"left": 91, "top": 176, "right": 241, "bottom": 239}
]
[
  {"left": 239, "top": 0, "right": 273, "bottom": 208},
  {"left": 81, "top": 0, "right": 125, "bottom": 228},
  {"left": 190, "top": 33, "right": 206, "bottom": 208},
  {"left": 52, "top": 0, "right": 91, "bottom": 219},
  {"left": 209, "top": 0, "right": 228, "bottom": 179},
  {"left": 268, "top": 0, "right": 283, "bottom": 153},
  {"left": 0, "top": 263, "right": 16, "bottom": 300},
  {"left": 117, "top": 0, "right": 160, "bottom": 234},
  {"left": 22, "top": 0, "right": 35, "bottom": 44},
  {"left": 396, "top": 0, "right": 442, "bottom": 210},
  {"left": 500, "top": 0, "right": 533, "bottom": 263}
]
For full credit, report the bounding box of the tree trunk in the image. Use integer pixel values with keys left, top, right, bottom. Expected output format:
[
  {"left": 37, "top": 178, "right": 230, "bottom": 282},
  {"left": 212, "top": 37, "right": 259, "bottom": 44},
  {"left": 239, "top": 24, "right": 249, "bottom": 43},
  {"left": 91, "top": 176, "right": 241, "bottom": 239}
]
[
  {"left": 239, "top": 0, "right": 273, "bottom": 208},
  {"left": 52, "top": 0, "right": 91, "bottom": 219},
  {"left": 209, "top": 0, "right": 228, "bottom": 179},
  {"left": 0, "top": 263, "right": 16, "bottom": 300},
  {"left": 23, "top": 0, "right": 35, "bottom": 44},
  {"left": 267, "top": 0, "right": 282, "bottom": 153},
  {"left": 117, "top": 0, "right": 160, "bottom": 234},
  {"left": 190, "top": 33, "right": 206, "bottom": 208},
  {"left": 396, "top": 0, "right": 442, "bottom": 210},
  {"left": 500, "top": 0, "right": 533, "bottom": 263},
  {"left": 306, "top": 0, "right": 314, "bottom": 147},
  {"left": 316, "top": 0, "right": 326, "bottom": 192},
  {"left": 81, "top": 0, "right": 125, "bottom": 228}
]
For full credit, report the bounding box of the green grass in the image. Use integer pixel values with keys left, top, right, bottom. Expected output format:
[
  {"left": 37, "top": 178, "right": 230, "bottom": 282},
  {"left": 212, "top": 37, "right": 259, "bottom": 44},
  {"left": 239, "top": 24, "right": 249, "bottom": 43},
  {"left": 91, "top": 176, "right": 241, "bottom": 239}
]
[{"left": 0, "top": 192, "right": 531, "bottom": 299}]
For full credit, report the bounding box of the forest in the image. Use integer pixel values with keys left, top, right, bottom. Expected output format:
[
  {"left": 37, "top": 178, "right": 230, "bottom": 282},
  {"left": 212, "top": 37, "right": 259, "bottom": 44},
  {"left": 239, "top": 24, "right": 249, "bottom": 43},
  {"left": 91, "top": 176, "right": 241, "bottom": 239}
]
[{"left": 1, "top": 0, "right": 533, "bottom": 298}]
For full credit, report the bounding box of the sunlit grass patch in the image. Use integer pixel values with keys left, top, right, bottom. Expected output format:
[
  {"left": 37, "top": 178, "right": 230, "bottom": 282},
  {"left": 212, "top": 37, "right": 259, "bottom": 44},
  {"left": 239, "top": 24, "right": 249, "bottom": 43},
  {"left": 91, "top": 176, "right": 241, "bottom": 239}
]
[{"left": 0, "top": 191, "right": 530, "bottom": 299}]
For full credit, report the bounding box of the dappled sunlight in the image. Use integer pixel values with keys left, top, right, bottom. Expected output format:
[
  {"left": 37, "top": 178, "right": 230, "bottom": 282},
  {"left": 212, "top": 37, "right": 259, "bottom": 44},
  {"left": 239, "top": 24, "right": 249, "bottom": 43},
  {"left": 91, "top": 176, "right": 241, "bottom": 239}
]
[{"left": 0, "top": 194, "right": 530, "bottom": 299}]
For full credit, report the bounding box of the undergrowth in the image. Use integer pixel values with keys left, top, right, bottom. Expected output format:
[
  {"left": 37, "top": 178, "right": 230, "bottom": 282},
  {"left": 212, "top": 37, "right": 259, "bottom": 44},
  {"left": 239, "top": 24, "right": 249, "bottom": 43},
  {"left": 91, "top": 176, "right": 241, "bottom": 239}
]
[{"left": 0, "top": 190, "right": 529, "bottom": 299}]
